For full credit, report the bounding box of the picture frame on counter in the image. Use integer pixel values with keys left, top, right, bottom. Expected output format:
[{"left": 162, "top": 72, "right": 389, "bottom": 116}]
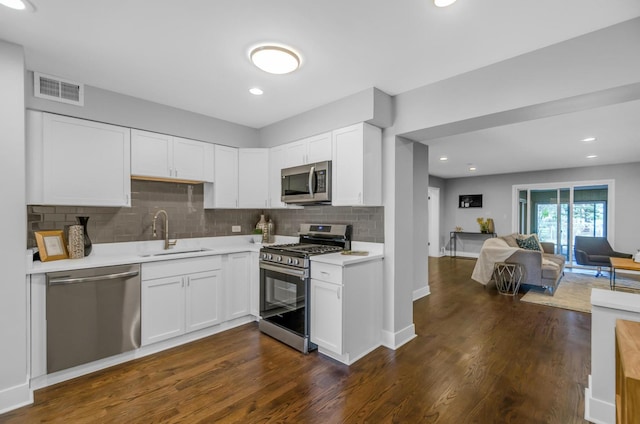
[{"left": 35, "top": 230, "right": 68, "bottom": 262}]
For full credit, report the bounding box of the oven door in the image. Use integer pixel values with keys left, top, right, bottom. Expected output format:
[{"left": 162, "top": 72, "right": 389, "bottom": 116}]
[{"left": 260, "top": 262, "right": 308, "bottom": 337}]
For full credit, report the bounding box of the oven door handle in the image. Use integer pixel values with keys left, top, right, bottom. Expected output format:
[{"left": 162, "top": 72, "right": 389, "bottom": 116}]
[{"left": 260, "top": 262, "right": 306, "bottom": 278}]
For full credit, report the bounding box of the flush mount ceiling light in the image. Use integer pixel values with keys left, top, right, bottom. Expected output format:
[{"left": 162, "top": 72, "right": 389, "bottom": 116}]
[
  {"left": 249, "top": 87, "right": 264, "bottom": 96},
  {"left": 250, "top": 45, "right": 300, "bottom": 75},
  {"left": 434, "top": 0, "right": 457, "bottom": 7},
  {"left": 439, "top": 156, "right": 448, "bottom": 161},
  {"left": 0, "top": 0, "right": 35, "bottom": 11}
]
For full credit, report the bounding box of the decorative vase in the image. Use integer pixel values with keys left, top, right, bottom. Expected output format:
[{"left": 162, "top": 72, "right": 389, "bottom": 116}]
[
  {"left": 486, "top": 218, "right": 495, "bottom": 234},
  {"left": 76, "top": 216, "right": 92, "bottom": 256},
  {"left": 267, "top": 219, "right": 275, "bottom": 243},
  {"left": 256, "top": 214, "right": 268, "bottom": 243},
  {"left": 67, "top": 225, "right": 84, "bottom": 259}
]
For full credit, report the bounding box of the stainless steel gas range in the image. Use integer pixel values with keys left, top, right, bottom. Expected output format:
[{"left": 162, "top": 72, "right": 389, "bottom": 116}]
[{"left": 259, "top": 223, "right": 352, "bottom": 353}]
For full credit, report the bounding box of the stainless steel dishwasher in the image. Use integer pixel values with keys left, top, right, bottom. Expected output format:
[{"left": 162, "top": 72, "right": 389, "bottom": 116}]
[{"left": 46, "top": 264, "right": 141, "bottom": 373}]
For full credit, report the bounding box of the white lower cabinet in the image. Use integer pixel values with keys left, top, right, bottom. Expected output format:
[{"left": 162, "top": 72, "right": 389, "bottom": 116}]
[
  {"left": 225, "top": 252, "right": 251, "bottom": 320},
  {"left": 141, "top": 256, "right": 222, "bottom": 346},
  {"left": 310, "top": 259, "right": 383, "bottom": 365}
]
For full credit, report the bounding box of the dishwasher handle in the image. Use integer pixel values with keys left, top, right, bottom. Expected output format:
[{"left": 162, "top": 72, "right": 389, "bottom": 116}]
[{"left": 48, "top": 270, "right": 140, "bottom": 286}]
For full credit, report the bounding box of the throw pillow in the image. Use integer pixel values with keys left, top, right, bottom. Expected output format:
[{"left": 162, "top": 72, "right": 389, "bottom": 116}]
[{"left": 517, "top": 235, "right": 541, "bottom": 251}]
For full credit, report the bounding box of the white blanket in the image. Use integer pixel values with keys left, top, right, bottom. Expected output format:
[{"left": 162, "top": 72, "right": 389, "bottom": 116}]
[{"left": 471, "top": 238, "right": 519, "bottom": 285}]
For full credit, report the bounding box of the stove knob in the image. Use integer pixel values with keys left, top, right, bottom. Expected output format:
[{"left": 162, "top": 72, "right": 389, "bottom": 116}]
[
  {"left": 267, "top": 254, "right": 273, "bottom": 260},
  {"left": 287, "top": 257, "right": 293, "bottom": 264},
  {"left": 275, "top": 256, "right": 282, "bottom": 262},
  {"left": 293, "top": 258, "right": 300, "bottom": 266},
  {"left": 262, "top": 253, "right": 267, "bottom": 260}
]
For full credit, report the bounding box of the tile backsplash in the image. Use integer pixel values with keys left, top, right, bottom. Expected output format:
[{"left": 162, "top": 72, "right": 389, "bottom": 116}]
[{"left": 27, "top": 180, "right": 384, "bottom": 248}]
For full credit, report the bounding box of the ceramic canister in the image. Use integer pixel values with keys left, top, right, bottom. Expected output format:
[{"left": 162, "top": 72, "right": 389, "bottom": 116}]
[{"left": 68, "top": 224, "right": 84, "bottom": 259}]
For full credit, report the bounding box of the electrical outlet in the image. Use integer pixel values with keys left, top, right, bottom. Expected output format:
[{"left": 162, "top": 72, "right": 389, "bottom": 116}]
[{"left": 232, "top": 225, "right": 241, "bottom": 233}]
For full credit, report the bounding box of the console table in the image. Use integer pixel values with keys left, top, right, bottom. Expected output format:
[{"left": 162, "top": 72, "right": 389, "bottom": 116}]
[{"left": 449, "top": 231, "right": 497, "bottom": 258}]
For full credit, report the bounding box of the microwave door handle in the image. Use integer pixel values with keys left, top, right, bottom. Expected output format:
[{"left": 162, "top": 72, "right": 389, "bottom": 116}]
[{"left": 308, "top": 166, "right": 315, "bottom": 198}]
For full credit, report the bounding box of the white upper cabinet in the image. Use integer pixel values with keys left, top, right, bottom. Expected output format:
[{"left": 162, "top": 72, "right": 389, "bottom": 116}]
[
  {"left": 238, "top": 148, "right": 269, "bottom": 208},
  {"left": 26, "top": 111, "right": 132, "bottom": 207},
  {"left": 205, "top": 144, "right": 239, "bottom": 208},
  {"left": 331, "top": 123, "right": 382, "bottom": 206},
  {"left": 131, "top": 129, "right": 213, "bottom": 183},
  {"left": 268, "top": 145, "right": 287, "bottom": 208},
  {"left": 282, "top": 131, "right": 332, "bottom": 168}
]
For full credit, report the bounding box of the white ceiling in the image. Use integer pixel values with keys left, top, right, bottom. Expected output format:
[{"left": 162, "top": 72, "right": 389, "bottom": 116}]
[{"left": 1, "top": 0, "right": 640, "bottom": 178}]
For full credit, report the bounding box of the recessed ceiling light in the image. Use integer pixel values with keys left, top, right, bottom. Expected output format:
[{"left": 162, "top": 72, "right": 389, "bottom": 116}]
[
  {"left": 250, "top": 45, "right": 301, "bottom": 75},
  {"left": 586, "top": 154, "right": 598, "bottom": 159},
  {"left": 581, "top": 137, "right": 597, "bottom": 142},
  {"left": 469, "top": 166, "right": 477, "bottom": 171},
  {"left": 439, "top": 156, "right": 448, "bottom": 161},
  {"left": 0, "top": 0, "right": 34, "bottom": 10},
  {"left": 249, "top": 87, "right": 263, "bottom": 96},
  {"left": 434, "top": 0, "right": 457, "bottom": 7}
]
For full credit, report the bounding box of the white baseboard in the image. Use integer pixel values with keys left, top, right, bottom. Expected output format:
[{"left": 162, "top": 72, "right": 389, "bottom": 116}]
[
  {"left": 0, "top": 380, "right": 32, "bottom": 415},
  {"left": 413, "top": 285, "right": 430, "bottom": 300},
  {"left": 381, "top": 324, "right": 417, "bottom": 350},
  {"left": 584, "top": 375, "right": 615, "bottom": 424}
]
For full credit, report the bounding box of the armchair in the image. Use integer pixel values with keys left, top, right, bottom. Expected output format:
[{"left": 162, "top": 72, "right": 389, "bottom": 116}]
[{"left": 574, "top": 236, "right": 631, "bottom": 277}]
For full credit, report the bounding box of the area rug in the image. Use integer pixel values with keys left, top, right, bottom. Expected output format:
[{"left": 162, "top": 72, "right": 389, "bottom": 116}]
[{"left": 520, "top": 271, "right": 640, "bottom": 313}]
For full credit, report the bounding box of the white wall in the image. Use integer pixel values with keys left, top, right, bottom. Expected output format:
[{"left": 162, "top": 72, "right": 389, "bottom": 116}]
[
  {"left": 26, "top": 71, "right": 259, "bottom": 148},
  {"left": 258, "top": 87, "right": 392, "bottom": 148},
  {"left": 0, "top": 40, "right": 30, "bottom": 413},
  {"left": 413, "top": 143, "right": 429, "bottom": 299},
  {"left": 440, "top": 162, "right": 640, "bottom": 255}
]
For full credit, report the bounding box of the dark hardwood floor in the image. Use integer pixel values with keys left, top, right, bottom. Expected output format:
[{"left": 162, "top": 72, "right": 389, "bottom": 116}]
[{"left": 0, "top": 257, "right": 591, "bottom": 423}]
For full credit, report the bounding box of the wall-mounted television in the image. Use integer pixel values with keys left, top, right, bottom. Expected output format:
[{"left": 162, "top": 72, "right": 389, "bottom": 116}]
[{"left": 459, "top": 194, "right": 483, "bottom": 208}]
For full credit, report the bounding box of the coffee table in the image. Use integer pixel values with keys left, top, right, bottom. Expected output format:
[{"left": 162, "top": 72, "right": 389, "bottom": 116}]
[{"left": 609, "top": 257, "right": 640, "bottom": 290}]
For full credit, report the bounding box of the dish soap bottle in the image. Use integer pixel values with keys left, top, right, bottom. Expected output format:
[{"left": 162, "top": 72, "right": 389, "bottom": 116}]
[{"left": 634, "top": 249, "right": 640, "bottom": 263}]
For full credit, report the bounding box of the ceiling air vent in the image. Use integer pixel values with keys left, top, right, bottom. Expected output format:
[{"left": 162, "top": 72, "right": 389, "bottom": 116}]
[{"left": 34, "top": 72, "right": 84, "bottom": 106}]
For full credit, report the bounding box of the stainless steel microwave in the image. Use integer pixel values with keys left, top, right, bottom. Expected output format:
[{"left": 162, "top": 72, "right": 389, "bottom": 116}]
[{"left": 281, "top": 161, "right": 332, "bottom": 205}]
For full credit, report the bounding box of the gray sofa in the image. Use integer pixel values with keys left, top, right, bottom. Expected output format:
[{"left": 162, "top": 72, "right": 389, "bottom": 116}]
[{"left": 500, "top": 234, "right": 565, "bottom": 295}]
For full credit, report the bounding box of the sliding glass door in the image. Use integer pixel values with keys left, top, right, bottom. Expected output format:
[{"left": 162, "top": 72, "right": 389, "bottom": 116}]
[{"left": 514, "top": 181, "right": 612, "bottom": 265}]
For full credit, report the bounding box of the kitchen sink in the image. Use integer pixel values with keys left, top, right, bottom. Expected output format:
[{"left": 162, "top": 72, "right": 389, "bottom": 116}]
[{"left": 139, "top": 248, "right": 214, "bottom": 257}]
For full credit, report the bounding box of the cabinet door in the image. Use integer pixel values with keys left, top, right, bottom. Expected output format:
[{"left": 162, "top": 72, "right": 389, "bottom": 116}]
[
  {"left": 185, "top": 270, "right": 223, "bottom": 332},
  {"left": 306, "top": 132, "right": 332, "bottom": 164},
  {"left": 226, "top": 253, "right": 251, "bottom": 320},
  {"left": 310, "top": 279, "right": 343, "bottom": 354},
  {"left": 41, "top": 113, "right": 131, "bottom": 206},
  {"left": 238, "top": 148, "right": 269, "bottom": 208},
  {"left": 131, "top": 129, "right": 172, "bottom": 179},
  {"left": 213, "top": 145, "right": 239, "bottom": 208},
  {"left": 268, "top": 145, "right": 287, "bottom": 208},
  {"left": 332, "top": 124, "right": 364, "bottom": 206},
  {"left": 283, "top": 139, "right": 308, "bottom": 168},
  {"left": 141, "top": 276, "right": 185, "bottom": 345},
  {"left": 173, "top": 137, "right": 214, "bottom": 182}
]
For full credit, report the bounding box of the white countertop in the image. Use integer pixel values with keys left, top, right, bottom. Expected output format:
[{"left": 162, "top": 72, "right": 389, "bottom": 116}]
[
  {"left": 310, "top": 242, "right": 384, "bottom": 266},
  {"left": 27, "top": 236, "right": 384, "bottom": 274},
  {"left": 26, "top": 235, "right": 298, "bottom": 274}
]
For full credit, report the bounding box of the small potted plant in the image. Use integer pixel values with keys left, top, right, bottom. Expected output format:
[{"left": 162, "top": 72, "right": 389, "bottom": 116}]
[
  {"left": 477, "top": 217, "right": 490, "bottom": 233},
  {"left": 252, "top": 228, "right": 264, "bottom": 244}
]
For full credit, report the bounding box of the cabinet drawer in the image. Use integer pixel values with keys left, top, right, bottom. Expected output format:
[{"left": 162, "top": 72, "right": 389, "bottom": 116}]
[
  {"left": 311, "top": 262, "right": 343, "bottom": 284},
  {"left": 142, "top": 255, "right": 222, "bottom": 280}
]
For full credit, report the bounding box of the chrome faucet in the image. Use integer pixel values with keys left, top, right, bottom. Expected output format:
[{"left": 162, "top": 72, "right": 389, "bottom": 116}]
[{"left": 152, "top": 209, "right": 177, "bottom": 250}]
